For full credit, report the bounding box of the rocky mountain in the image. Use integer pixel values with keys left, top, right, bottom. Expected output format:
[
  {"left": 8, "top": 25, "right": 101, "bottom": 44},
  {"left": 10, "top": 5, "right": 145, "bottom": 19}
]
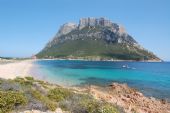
[{"left": 37, "top": 17, "right": 161, "bottom": 61}]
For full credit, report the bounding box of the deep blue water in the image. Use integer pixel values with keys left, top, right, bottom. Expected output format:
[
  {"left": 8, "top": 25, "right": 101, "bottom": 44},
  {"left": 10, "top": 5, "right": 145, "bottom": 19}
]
[{"left": 32, "top": 60, "right": 170, "bottom": 100}]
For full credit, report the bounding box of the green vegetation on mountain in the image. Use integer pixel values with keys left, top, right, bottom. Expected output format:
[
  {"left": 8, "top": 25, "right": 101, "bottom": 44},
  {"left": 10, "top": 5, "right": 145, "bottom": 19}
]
[{"left": 37, "top": 38, "right": 159, "bottom": 61}]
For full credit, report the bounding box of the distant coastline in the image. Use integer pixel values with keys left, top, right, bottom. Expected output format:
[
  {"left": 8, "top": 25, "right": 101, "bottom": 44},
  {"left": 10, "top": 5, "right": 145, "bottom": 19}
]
[{"left": 36, "top": 58, "right": 163, "bottom": 62}]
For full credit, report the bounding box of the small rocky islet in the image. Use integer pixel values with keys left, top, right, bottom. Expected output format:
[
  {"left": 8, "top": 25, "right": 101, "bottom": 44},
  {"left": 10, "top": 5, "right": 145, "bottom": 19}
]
[{"left": 0, "top": 77, "right": 169, "bottom": 113}]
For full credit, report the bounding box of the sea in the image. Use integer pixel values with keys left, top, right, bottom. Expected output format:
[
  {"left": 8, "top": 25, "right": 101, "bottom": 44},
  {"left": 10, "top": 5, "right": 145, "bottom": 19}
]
[{"left": 31, "top": 60, "right": 170, "bottom": 101}]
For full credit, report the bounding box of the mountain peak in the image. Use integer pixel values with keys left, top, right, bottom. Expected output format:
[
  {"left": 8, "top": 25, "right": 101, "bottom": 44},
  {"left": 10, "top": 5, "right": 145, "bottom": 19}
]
[
  {"left": 79, "top": 17, "right": 113, "bottom": 29},
  {"left": 37, "top": 17, "right": 161, "bottom": 61}
]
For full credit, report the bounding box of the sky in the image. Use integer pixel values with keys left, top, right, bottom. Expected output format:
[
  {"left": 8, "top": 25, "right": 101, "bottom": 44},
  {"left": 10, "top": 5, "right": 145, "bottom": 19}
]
[{"left": 0, "top": 0, "right": 170, "bottom": 60}]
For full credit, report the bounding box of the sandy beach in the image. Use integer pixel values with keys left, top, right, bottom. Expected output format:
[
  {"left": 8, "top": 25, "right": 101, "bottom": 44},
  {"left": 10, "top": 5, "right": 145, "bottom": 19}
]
[{"left": 0, "top": 60, "right": 34, "bottom": 79}]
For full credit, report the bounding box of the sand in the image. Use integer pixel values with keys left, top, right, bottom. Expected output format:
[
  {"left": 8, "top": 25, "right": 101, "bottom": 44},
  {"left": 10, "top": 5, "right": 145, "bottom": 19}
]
[{"left": 0, "top": 60, "right": 34, "bottom": 79}]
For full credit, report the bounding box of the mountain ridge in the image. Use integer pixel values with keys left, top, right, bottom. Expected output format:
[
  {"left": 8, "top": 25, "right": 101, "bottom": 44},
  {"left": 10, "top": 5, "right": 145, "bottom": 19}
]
[{"left": 36, "top": 17, "right": 161, "bottom": 61}]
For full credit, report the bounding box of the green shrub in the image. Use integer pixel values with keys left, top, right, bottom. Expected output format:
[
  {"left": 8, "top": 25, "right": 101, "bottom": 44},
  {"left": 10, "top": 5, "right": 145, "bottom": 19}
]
[
  {"left": 59, "top": 94, "right": 100, "bottom": 113},
  {"left": 83, "top": 100, "right": 100, "bottom": 113},
  {"left": 48, "top": 88, "right": 72, "bottom": 102},
  {"left": 31, "top": 89, "right": 57, "bottom": 111},
  {"left": 100, "top": 103, "right": 119, "bottom": 113},
  {"left": 14, "top": 77, "right": 25, "bottom": 84},
  {"left": 46, "top": 101, "right": 56, "bottom": 111},
  {"left": 0, "top": 79, "right": 2, "bottom": 85},
  {"left": 25, "top": 76, "right": 34, "bottom": 81},
  {"left": 24, "top": 80, "right": 33, "bottom": 86},
  {"left": 14, "top": 77, "right": 33, "bottom": 86},
  {"left": 81, "top": 99, "right": 119, "bottom": 113},
  {"left": 79, "top": 95, "right": 101, "bottom": 113},
  {"left": 31, "top": 90, "right": 44, "bottom": 101},
  {"left": 0, "top": 91, "right": 27, "bottom": 113},
  {"left": 36, "top": 80, "right": 45, "bottom": 84},
  {"left": 59, "top": 93, "right": 120, "bottom": 113}
]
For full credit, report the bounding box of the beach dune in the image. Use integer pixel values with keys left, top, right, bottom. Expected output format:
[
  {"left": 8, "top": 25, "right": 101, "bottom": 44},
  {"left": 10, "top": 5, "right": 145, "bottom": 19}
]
[{"left": 0, "top": 60, "right": 33, "bottom": 79}]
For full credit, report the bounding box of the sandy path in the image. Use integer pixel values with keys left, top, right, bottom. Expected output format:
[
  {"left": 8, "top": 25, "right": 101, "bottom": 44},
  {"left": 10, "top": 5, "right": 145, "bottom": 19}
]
[{"left": 0, "top": 60, "right": 34, "bottom": 79}]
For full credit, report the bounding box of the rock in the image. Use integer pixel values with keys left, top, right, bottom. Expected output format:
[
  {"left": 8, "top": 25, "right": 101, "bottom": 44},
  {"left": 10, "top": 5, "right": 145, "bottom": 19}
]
[
  {"left": 88, "top": 82, "right": 170, "bottom": 113},
  {"left": 56, "top": 23, "right": 77, "bottom": 37},
  {"left": 55, "top": 108, "right": 63, "bottom": 113},
  {"left": 126, "top": 94, "right": 131, "bottom": 98},
  {"left": 79, "top": 17, "right": 113, "bottom": 29},
  {"left": 160, "top": 99, "right": 167, "bottom": 104},
  {"left": 149, "top": 97, "right": 156, "bottom": 101}
]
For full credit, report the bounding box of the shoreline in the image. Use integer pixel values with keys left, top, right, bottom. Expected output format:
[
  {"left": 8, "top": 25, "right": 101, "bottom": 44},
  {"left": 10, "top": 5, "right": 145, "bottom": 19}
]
[{"left": 37, "top": 58, "right": 163, "bottom": 62}]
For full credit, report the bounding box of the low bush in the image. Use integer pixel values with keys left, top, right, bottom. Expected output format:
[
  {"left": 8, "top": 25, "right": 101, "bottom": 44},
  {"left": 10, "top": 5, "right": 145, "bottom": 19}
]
[
  {"left": 59, "top": 93, "right": 120, "bottom": 113},
  {"left": 25, "top": 76, "right": 34, "bottom": 81},
  {"left": 100, "top": 103, "right": 120, "bottom": 113},
  {"left": 47, "top": 88, "right": 72, "bottom": 102},
  {"left": 0, "top": 77, "right": 122, "bottom": 113},
  {"left": 46, "top": 101, "right": 57, "bottom": 111},
  {"left": 31, "top": 89, "right": 57, "bottom": 111},
  {"left": 31, "top": 90, "right": 44, "bottom": 101},
  {"left": 14, "top": 77, "right": 25, "bottom": 83},
  {"left": 0, "top": 91, "right": 27, "bottom": 113},
  {"left": 14, "top": 77, "right": 33, "bottom": 86}
]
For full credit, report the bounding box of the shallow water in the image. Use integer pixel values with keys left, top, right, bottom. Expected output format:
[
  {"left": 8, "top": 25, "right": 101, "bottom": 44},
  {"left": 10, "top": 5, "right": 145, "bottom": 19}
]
[{"left": 32, "top": 60, "right": 170, "bottom": 100}]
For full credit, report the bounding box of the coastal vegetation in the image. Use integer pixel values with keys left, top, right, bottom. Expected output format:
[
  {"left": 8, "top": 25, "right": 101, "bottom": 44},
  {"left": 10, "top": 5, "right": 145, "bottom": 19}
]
[
  {"left": 0, "top": 76, "right": 169, "bottom": 113},
  {"left": 0, "top": 91, "right": 27, "bottom": 113},
  {"left": 0, "top": 77, "right": 122, "bottom": 113},
  {"left": 37, "top": 39, "right": 158, "bottom": 61}
]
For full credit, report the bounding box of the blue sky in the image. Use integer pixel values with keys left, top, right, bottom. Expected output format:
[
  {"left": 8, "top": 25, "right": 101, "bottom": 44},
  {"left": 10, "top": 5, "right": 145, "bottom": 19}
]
[{"left": 0, "top": 0, "right": 170, "bottom": 60}]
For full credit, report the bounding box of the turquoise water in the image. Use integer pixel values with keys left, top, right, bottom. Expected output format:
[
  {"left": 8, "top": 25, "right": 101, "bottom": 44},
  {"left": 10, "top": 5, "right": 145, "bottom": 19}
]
[{"left": 32, "top": 60, "right": 170, "bottom": 100}]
